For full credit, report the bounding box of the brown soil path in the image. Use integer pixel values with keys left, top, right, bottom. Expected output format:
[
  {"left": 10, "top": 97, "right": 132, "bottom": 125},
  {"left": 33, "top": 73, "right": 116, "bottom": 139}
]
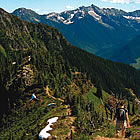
[
  {"left": 65, "top": 105, "right": 76, "bottom": 138},
  {"left": 44, "top": 86, "right": 131, "bottom": 140},
  {"left": 45, "top": 85, "right": 64, "bottom": 102},
  {"left": 45, "top": 86, "right": 76, "bottom": 139},
  {"left": 93, "top": 136, "right": 129, "bottom": 140}
]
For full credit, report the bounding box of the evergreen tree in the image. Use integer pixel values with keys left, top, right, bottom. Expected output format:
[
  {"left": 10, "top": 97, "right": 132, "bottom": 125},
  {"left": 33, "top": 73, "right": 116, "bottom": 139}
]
[
  {"left": 128, "top": 101, "right": 130, "bottom": 115},
  {"left": 132, "top": 103, "right": 135, "bottom": 115},
  {"left": 102, "top": 113, "right": 104, "bottom": 123},
  {"left": 96, "top": 84, "right": 103, "bottom": 99}
]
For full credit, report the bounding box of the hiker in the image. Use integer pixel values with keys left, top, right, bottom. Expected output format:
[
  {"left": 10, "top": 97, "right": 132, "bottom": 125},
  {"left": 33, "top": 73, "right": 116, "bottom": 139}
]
[{"left": 114, "top": 101, "right": 130, "bottom": 138}]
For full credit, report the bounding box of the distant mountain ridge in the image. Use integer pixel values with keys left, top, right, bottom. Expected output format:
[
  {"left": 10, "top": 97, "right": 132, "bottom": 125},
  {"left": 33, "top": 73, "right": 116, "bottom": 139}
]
[
  {"left": 12, "top": 5, "right": 140, "bottom": 61},
  {"left": 13, "top": 5, "right": 140, "bottom": 26},
  {"left": 45, "top": 5, "right": 140, "bottom": 26}
]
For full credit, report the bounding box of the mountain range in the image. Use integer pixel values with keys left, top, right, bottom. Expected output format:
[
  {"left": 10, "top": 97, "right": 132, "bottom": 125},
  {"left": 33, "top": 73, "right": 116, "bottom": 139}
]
[{"left": 12, "top": 5, "right": 140, "bottom": 67}]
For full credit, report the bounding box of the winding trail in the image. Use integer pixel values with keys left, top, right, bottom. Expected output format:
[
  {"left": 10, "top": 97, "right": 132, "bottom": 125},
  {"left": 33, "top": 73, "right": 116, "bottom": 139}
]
[
  {"left": 43, "top": 86, "right": 76, "bottom": 139},
  {"left": 65, "top": 105, "right": 76, "bottom": 138},
  {"left": 45, "top": 86, "right": 64, "bottom": 102},
  {"left": 94, "top": 136, "right": 128, "bottom": 140},
  {"left": 44, "top": 86, "right": 131, "bottom": 139}
]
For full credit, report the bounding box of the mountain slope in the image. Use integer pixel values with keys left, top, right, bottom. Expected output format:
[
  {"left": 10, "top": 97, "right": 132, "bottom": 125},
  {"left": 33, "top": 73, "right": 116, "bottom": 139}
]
[
  {"left": 0, "top": 8, "right": 140, "bottom": 139},
  {"left": 0, "top": 7, "right": 140, "bottom": 114},
  {"left": 111, "top": 35, "right": 140, "bottom": 69},
  {"left": 12, "top": 8, "right": 41, "bottom": 23},
  {"left": 12, "top": 5, "right": 140, "bottom": 59}
]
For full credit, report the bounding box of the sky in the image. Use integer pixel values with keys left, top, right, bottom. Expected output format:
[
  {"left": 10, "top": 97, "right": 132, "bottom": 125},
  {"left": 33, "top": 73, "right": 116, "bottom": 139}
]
[{"left": 0, "top": 0, "right": 140, "bottom": 14}]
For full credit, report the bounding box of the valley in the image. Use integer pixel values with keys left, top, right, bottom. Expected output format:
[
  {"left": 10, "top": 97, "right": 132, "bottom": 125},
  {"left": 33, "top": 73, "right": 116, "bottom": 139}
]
[{"left": 12, "top": 5, "right": 140, "bottom": 67}]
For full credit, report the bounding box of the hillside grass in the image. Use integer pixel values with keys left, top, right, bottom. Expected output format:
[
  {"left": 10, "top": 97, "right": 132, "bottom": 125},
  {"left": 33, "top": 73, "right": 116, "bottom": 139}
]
[
  {"left": 83, "top": 87, "right": 110, "bottom": 113},
  {"left": 0, "top": 91, "right": 65, "bottom": 140},
  {"left": 0, "top": 86, "right": 139, "bottom": 139}
]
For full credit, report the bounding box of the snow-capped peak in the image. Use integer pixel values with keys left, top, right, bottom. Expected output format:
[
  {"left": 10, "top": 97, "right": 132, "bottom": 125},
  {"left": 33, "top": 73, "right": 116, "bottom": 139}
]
[
  {"left": 45, "top": 8, "right": 86, "bottom": 24},
  {"left": 45, "top": 6, "right": 100, "bottom": 24},
  {"left": 44, "top": 5, "right": 140, "bottom": 25},
  {"left": 88, "top": 10, "right": 101, "bottom": 21}
]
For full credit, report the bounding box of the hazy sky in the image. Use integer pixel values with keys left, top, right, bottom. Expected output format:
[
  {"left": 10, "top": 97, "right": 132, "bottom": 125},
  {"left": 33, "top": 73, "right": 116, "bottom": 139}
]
[{"left": 0, "top": 0, "right": 140, "bottom": 14}]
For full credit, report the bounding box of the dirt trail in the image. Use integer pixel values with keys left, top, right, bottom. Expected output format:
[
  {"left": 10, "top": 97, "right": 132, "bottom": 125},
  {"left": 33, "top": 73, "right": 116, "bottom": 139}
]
[
  {"left": 44, "top": 86, "right": 129, "bottom": 140},
  {"left": 65, "top": 105, "right": 76, "bottom": 138},
  {"left": 44, "top": 86, "right": 131, "bottom": 140},
  {"left": 45, "top": 85, "right": 64, "bottom": 102},
  {"left": 45, "top": 86, "right": 76, "bottom": 139},
  {"left": 94, "top": 136, "right": 129, "bottom": 140}
]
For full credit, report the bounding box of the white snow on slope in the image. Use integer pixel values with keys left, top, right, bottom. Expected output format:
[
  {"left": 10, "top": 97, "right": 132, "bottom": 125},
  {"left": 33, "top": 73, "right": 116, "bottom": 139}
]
[
  {"left": 63, "top": 13, "right": 75, "bottom": 24},
  {"left": 74, "top": 10, "right": 78, "bottom": 14},
  {"left": 123, "top": 15, "right": 140, "bottom": 20},
  {"left": 63, "top": 20, "right": 74, "bottom": 24},
  {"left": 39, "top": 117, "right": 58, "bottom": 139},
  {"left": 88, "top": 11, "right": 101, "bottom": 20},
  {"left": 46, "top": 13, "right": 56, "bottom": 19},
  {"left": 78, "top": 16, "right": 83, "bottom": 19},
  {"left": 71, "top": 14, "right": 74, "bottom": 19},
  {"left": 57, "top": 16, "right": 64, "bottom": 20},
  {"left": 33, "top": 17, "right": 40, "bottom": 22},
  {"left": 46, "top": 13, "right": 75, "bottom": 24}
]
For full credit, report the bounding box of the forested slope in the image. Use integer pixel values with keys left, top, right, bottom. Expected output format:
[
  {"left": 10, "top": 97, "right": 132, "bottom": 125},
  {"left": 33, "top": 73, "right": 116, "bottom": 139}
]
[{"left": 0, "top": 8, "right": 140, "bottom": 117}]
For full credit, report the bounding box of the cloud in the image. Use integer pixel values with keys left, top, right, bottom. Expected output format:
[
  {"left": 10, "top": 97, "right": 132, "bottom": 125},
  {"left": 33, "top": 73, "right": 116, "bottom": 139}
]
[
  {"left": 66, "top": 5, "right": 74, "bottom": 9},
  {"left": 35, "top": 9, "right": 40, "bottom": 12},
  {"left": 101, "top": 0, "right": 140, "bottom": 4},
  {"left": 135, "top": 0, "right": 140, "bottom": 3}
]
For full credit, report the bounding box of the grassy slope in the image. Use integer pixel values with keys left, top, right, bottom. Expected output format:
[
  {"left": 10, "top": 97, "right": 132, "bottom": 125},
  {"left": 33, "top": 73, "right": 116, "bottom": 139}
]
[
  {"left": 0, "top": 79, "right": 108, "bottom": 139},
  {"left": 0, "top": 82, "right": 139, "bottom": 139},
  {"left": 0, "top": 91, "right": 64, "bottom": 139},
  {"left": 83, "top": 87, "right": 109, "bottom": 113}
]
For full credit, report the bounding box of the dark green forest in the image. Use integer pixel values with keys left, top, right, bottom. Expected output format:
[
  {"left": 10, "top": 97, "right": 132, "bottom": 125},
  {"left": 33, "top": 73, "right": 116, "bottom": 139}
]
[
  {"left": 0, "top": 8, "right": 140, "bottom": 139},
  {"left": 112, "top": 35, "right": 140, "bottom": 65}
]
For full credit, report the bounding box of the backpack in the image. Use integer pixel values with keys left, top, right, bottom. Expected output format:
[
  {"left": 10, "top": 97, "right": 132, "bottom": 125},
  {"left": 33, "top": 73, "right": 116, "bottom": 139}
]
[{"left": 116, "top": 108, "right": 126, "bottom": 121}]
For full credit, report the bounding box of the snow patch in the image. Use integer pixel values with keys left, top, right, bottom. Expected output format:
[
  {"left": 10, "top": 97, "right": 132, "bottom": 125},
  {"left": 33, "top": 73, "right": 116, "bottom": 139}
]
[
  {"left": 123, "top": 15, "right": 140, "bottom": 20},
  {"left": 81, "top": 10, "right": 85, "bottom": 16},
  {"left": 88, "top": 11, "right": 101, "bottom": 20},
  {"left": 62, "top": 13, "right": 75, "bottom": 24},
  {"left": 39, "top": 117, "right": 58, "bottom": 139},
  {"left": 78, "top": 16, "right": 83, "bottom": 19},
  {"left": 74, "top": 10, "right": 78, "bottom": 14},
  {"left": 46, "top": 12, "right": 75, "bottom": 24},
  {"left": 46, "top": 13, "right": 56, "bottom": 19},
  {"left": 12, "top": 62, "right": 16, "bottom": 65},
  {"left": 33, "top": 18, "right": 40, "bottom": 22},
  {"left": 71, "top": 14, "right": 74, "bottom": 19},
  {"left": 57, "top": 16, "right": 64, "bottom": 20},
  {"left": 63, "top": 20, "right": 74, "bottom": 24}
]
